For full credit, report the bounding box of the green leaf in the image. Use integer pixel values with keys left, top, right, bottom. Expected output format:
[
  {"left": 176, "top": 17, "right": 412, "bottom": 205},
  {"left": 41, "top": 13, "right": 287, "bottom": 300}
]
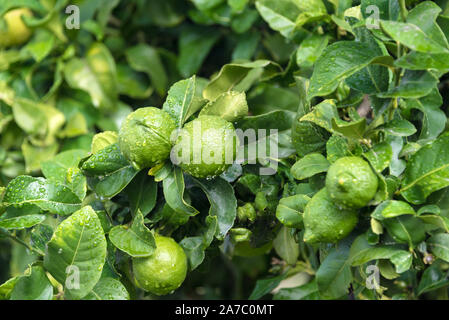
[
  {"left": 307, "top": 41, "right": 384, "bottom": 99},
  {"left": 192, "top": 177, "right": 237, "bottom": 239},
  {"left": 124, "top": 171, "right": 157, "bottom": 217},
  {"left": 3, "top": 176, "right": 82, "bottom": 215},
  {"left": 292, "top": 113, "right": 329, "bottom": 157},
  {"left": 248, "top": 273, "right": 287, "bottom": 300},
  {"left": 83, "top": 277, "right": 129, "bottom": 300},
  {"left": 180, "top": 215, "right": 217, "bottom": 270},
  {"left": 0, "top": 277, "right": 19, "bottom": 300},
  {"left": 395, "top": 52, "right": 449, "bottom": 71},
  {"left": 380, "top": 20, "right": 449, "bottom": 54},
  {"left": 378, "top": 70, "right": 438, "bottom": 99},
  {"left": 345, "top": 26, "right": 390, "bottom": 94},
  {"left": 401, "top": 133, "right": 449, "bottom": 204},
  {"left": 296, "top": 34, "right": 329, "bottom": 68},
  {"left": 81, "top": 143, "right": 129, "bottom": 176},
  {"left": 382, "top": 119, "right": 417, "bottom": 137},
  {"left": 316, "top": 241, "right": 352, "bottom": 299},
  {"left": 12, "top": 97, "right": 65, "bottom": 143},
  {"left": 21, "top": 141, "right": 59, "bottom": 173},
  {"left": 30, "top": 224, "right": 53, "bottom": 255},
  {"left": 273, "top": 226, "right": 299, "bottom": 265},
  {"left": 10, "top": 265, "right": 53, "bottom": 300},
  {"left": 199, "top": 91, "right": 248, "bottom": 122},
  {"left": 331, "top": 118, "right": 367, "bottom": 139},
  {"left": 326, "top": 135, "right": 353, "bottom": 163},
  {"left": 255, "top": 0, "right": 302, "bottom": 38},
  {"left": 64, "top": 43, "right": 118, "bottom": 111},
  {"left": 23, "top": 28, "right": 55, "bottom": 63},
  {"left": 41, "top": 149, "right": 88, "bottom": 182},
  {"left": 0, "top": 214, "right": 46, "bottom": 230},
  {"left": 273, "top": 280, "right": 320, "bottom": 300},
  {"left": 371, "top": 200, "right": 416, "bottom": 220},
  {"left": 404, "top": 89, "right": 445, "bottom": 141},
  {"left": 163, "top": 76, "right": 204, "bottom": 128},
  {"left": 407, "top": 1, "right": 449, "bottom": 49},
  {"left": 417, "top": 263, "right": 449, "bottom": 296},
  {"left": 203, "top": 60, "right": 281, "bottom": 101},
  {"left": 178, "top": 26, "right": 220, "bottom": 77},
  {"left": 116, "top": 64, "right": 153, "bottom": 99},
  {"left": 428, "top": 233, "right": 449, "bottom": 262},
  {"left": 44, "top": 206, "right": 107, "bottom": 300},
  {"left": 109, "top": 210, "right": 156, "bottom": 258},
  {"left": 163, "top": 167, "right": 199, "bottom": 216},
  {"left": 91, "top": 131, "right": 118, "bottom": 154},
  {"left": 361, "top": 0, "right": 399, "bottom": 21},
  {"left": 383, "top": 216, "right": 426, "bottom": 247},
  {"left": 419, "top": 214, "right": 449, "bottom": 232},
  {"left": 349, "top": 235, "right": 412, "bottom": 273},
  {"left": 363, "top": 142, "right": 393, "bottom": 173},
  {"left": 291, "top": 153, "right": 329, "bottom": 180},
  {"left": 126, "top": 44, "right": 167, "bottom": 96},
  {"left": 276, "top": 194, "right": 310, "bottom": 228},
  {"left": 300, "top": 100, "right": 339, "bottom": 132},
  {"left": 83, "top": 144, "right": 139, "bottom": 199}
]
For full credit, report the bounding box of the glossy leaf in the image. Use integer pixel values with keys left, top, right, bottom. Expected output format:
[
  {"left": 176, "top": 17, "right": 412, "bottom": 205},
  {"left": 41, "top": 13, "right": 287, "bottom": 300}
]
[
  {"left": 401, "top": 133, "right": 449, "bottom": 204},
  {"left": 308, "top": 41, "right": 384, "bottom": 99},
  {"left": 109, "top": 210, "right": 156, "bottom": 258},
  {"left": 290, "top": 153, "right": 329, "bottom": 180},
  {"left": 2, "top": 176, "right": 82, "bottom": 215},
  {"left": 44, "top": 206, "right": 107, "bottom": 300}
]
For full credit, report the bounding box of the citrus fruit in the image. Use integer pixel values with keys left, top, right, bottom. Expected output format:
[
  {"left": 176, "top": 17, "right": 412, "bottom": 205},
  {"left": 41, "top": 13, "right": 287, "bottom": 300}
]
[
  {"left": 172, "top": 115, "right": 238, "bottom": 178},
  {"left": 118, "top": 107, "right": 176, "bottom": 170},
  {"left": 0, "top": 8, "right": 33, "bottom": 48},
  {"left": 325, "top": 156, "right": 378, "bottom": 209},
  {"left": 303, "top": 188, "right": 358, "bottom": 244},
  {"left": 132, "top": 235, "right": 187, "bottom": 296}
]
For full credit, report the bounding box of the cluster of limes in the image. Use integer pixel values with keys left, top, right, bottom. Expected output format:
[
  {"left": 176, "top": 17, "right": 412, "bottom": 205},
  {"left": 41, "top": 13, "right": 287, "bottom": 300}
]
[
  {"left": 303, "top": 157, "right": 378, "bottom": 244},
  {"left": 118, "top": 107, "right": 238, "bottom": 179},
  {"left": 118, "top": 107, "right": 238, "bottom": 295}
]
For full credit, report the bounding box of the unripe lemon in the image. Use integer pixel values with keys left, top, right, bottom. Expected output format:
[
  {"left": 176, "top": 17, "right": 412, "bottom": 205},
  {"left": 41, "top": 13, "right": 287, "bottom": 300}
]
[
  {"left": 0, "top": 8, "right": 33, "bottom": 48},
  {"left": 118, "top": 107, "right": 176, "bottom": 170},
  {"left": 303, "top": 188, "right": 358, "bottom": 244},
  {"left": 325, "top": 156, "right": 378, "bottom": 209},
  {"left": 172, "top": 115, "right": 238, "bottom": 179},
  {"left": 132, "top": 235, "right": 187, "bottom": 296}
]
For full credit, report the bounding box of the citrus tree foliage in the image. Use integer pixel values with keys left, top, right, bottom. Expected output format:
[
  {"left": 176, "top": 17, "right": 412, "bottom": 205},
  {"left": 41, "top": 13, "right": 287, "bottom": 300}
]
[{"left": 1, "top": 0, "right": 449, "bottom": 300}]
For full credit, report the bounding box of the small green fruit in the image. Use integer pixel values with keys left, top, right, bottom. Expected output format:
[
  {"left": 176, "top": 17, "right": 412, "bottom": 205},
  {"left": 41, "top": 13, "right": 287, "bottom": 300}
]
[
  {"left": 172, "top": 115, "right": 238, "bottom": 179},
  {"left": 118, "top": 107, "right": 176, "bottom": 170},
  {"left": 303, "top": 188, "right": 358, "bottom": 244},
  {"left": 132, "top": 235, "right": 187, "bottom": 296},
  {"left": 0, "top": 8, "right": 33, "bottom": 48},
  {"left": 325, "top": 156, "right": 378, "bottom": 209}
]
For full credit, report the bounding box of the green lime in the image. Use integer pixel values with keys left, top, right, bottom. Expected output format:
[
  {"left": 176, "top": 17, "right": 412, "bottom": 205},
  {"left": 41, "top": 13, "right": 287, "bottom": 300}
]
[
  {"left": 0, "top": 8, "right": 33, "bottom": 48},
  {"left": 172, "top": 115, "right": 238, "bottom": 179},
  {"left": 132, "top": 235, "right": 187, "bottom": 296},
  {"left": 325, "top": 156, "right": 378, "bottom": 209},
  {"left": 303, "top": 188, "right": 358, "bottom": 244},
  {"left": 118, "top": 107, "right": 176, "bottom": 170}
]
